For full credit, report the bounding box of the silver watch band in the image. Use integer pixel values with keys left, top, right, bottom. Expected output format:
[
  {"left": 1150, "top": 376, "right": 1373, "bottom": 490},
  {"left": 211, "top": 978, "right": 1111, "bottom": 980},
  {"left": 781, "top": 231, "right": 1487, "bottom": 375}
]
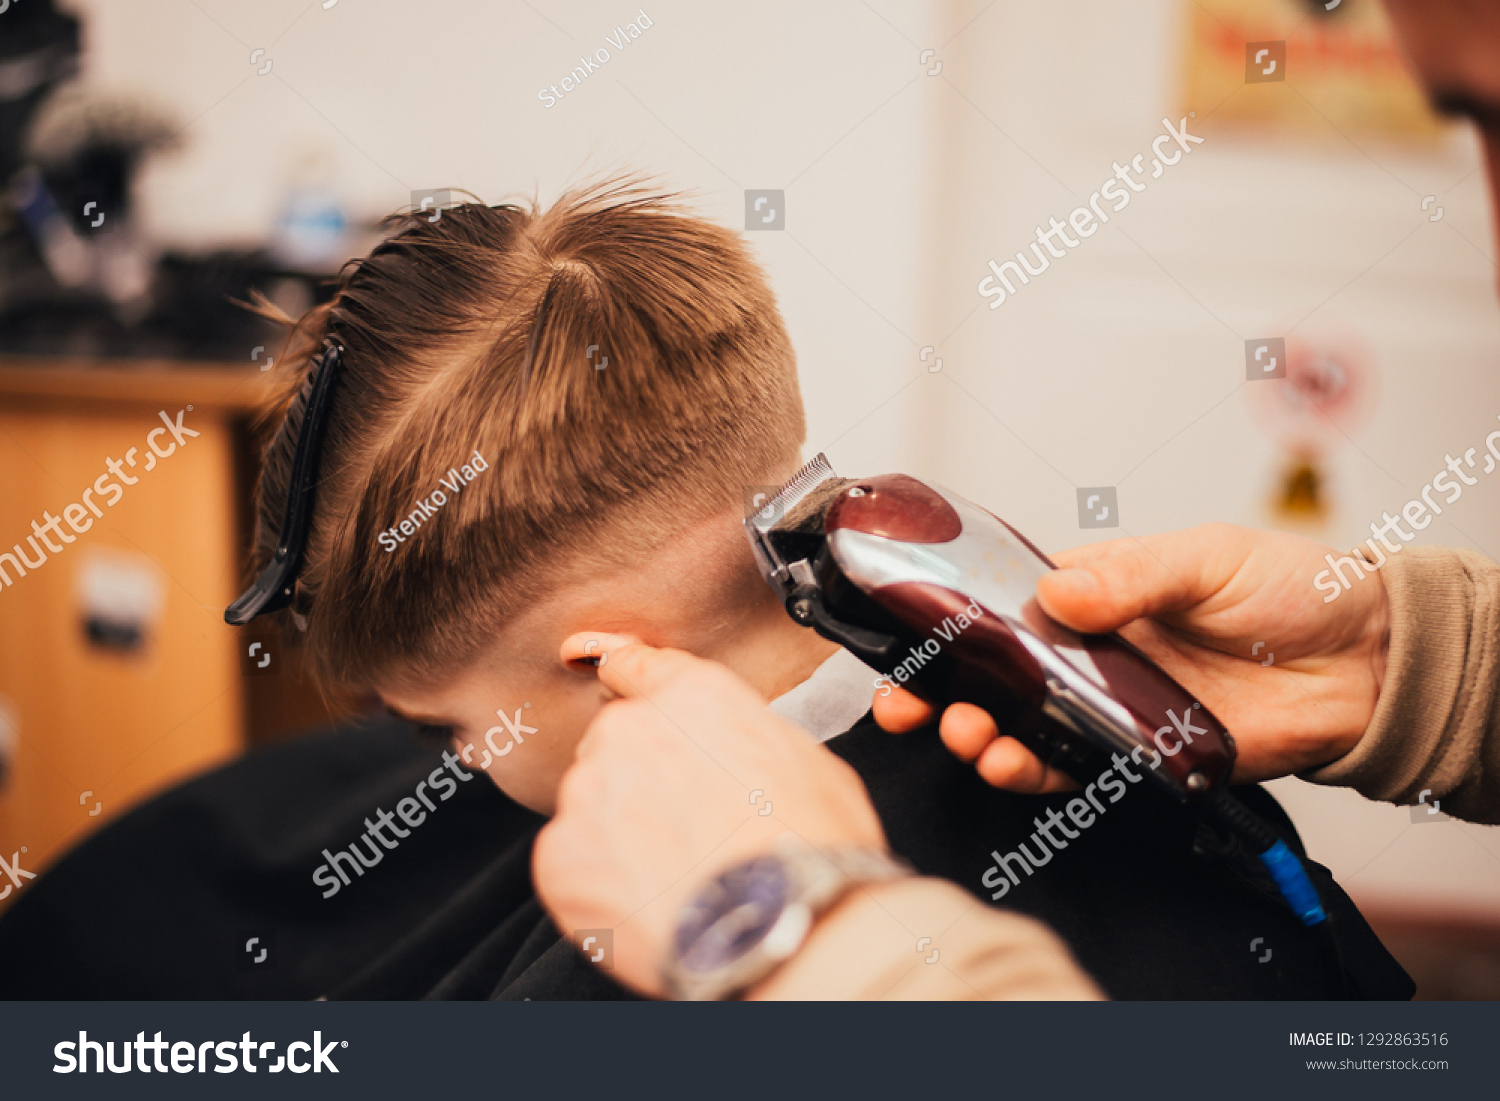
[{"left": 661, "top": 837, "right": 912, "bottom": 1001}]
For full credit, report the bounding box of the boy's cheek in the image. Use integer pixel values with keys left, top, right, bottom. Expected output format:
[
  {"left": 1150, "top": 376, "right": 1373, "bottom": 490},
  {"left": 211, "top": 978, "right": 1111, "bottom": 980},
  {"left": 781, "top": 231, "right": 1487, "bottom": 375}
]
[
  {"left": 474, "top": 744, "right": 574, "bottom": 817},
  {"left": 474, "top": 705, "right": 599, "bottom": 816}
]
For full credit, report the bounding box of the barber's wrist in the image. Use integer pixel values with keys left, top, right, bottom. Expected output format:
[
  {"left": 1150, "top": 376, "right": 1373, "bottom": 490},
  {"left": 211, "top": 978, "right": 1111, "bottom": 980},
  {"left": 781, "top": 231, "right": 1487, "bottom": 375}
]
[
  {"left": 658, "top": 836, "right": 910, "bottom": 1001},
  {"left": 1366, "top": 572, "right": 1391, "bottom": 703},
  {"left": 1306, "top": 546, "right": 1392, "bottom": 771},
  {"left": 742, "top": 877, "right": 909, "bottom": 1001},
  {"left": 1333, "top": 565, "right": 1393, "bottom": 772}
]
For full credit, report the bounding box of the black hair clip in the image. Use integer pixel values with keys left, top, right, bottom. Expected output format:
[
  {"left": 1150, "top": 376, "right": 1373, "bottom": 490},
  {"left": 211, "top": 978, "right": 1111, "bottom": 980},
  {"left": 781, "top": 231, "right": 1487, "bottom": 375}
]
[{"left": 224, "top": 340, "right": 345, "bottom": 626}]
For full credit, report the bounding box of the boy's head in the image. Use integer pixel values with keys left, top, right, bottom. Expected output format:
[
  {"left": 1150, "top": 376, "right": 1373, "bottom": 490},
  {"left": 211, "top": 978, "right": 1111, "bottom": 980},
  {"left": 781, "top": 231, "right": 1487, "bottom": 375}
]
[{"left": 252, "top": 180, "right": 813, "bottom": 810}]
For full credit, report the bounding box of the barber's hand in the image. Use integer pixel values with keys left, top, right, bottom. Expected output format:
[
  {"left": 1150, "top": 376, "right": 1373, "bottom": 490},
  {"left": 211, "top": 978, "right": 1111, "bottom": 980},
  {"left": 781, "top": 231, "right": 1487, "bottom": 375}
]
[
  {"left": 873, "top": 523, "right": 1390, "bottom": 792},
  {"left": 534, "top": 635, "right": 887, "bottom": 997}
]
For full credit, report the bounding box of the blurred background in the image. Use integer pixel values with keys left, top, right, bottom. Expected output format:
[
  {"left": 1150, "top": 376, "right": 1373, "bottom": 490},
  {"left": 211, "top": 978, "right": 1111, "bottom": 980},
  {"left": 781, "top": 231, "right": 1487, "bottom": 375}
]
[{"left": 0, "top": 0, "right": 1496, "bottom": 996}]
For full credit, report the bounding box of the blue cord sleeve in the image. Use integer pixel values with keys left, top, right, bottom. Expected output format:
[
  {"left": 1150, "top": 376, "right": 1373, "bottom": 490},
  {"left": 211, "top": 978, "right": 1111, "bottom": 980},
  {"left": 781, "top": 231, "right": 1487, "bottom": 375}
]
[{"left": 1258, "top": 840, "right": 1327, "bottom": 926}]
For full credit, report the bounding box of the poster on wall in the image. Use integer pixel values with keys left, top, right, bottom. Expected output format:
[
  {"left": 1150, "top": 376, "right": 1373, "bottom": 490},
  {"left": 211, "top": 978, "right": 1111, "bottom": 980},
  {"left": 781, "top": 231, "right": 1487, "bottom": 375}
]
[{"left": 1182, "top": 0, "right": 1448, "bottom": 139}]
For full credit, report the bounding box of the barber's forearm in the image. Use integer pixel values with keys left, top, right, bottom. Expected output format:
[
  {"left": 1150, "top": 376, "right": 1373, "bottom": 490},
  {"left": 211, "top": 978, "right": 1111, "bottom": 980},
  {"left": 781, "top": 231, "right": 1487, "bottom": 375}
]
[
  {"left": 1304, "top": 545, "right": 1500, "bottom": 824},
  {"left": 746, "top": 877, "right": 1104, "bottom": 1001}
]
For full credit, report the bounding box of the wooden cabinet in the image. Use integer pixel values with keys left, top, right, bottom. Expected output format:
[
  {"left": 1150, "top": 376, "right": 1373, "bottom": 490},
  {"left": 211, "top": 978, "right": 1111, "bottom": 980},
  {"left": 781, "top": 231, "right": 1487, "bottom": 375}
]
[{"left": 0, "top": 359, "right": 332, "bottom": 907}]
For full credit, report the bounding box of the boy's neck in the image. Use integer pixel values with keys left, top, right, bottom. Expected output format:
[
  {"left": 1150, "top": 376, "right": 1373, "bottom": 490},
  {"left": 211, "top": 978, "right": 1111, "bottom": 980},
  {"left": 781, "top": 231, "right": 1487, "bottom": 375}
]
[
  {"left": 705, "top": 582, "right": 842, "bottom": 703},
  {"left": 623, "top": 504, "right": 842, "bottom": 702}
]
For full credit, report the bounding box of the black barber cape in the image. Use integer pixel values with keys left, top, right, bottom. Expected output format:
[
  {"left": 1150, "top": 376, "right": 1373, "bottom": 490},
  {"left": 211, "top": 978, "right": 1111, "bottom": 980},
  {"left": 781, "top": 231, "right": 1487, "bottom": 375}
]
[{"left": 0, "top": 714, "right": 1412, "bottom": 1000}]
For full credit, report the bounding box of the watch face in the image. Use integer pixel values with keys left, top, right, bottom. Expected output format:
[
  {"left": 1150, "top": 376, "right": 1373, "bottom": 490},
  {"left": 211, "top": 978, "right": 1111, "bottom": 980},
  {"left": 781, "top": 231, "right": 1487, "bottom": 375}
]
[{"left": 673, "top": 855, "right": 791, "bottom": 976}]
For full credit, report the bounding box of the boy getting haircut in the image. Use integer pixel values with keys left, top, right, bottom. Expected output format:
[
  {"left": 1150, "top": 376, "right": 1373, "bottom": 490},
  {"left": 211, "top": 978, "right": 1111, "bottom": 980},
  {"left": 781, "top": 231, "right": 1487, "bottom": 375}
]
[
  {"left": 0, "top": 181, "right": 1412, "bottom": 1003},
  {"left": 252, "top": 179, "right": 804, "bottom": 693}
]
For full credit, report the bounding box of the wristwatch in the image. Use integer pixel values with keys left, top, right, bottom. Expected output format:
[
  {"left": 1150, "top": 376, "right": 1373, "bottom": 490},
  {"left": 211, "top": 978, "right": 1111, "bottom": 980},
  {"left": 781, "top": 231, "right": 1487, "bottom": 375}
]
[{"left": 660, "top": 836, "right": 912, "bottom": 1001}]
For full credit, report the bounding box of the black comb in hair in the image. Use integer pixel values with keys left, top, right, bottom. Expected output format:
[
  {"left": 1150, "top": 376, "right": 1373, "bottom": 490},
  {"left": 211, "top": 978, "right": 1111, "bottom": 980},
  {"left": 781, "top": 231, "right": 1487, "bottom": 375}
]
[{"left": 224, "top": 340, "right": 345, "bottom": 626}]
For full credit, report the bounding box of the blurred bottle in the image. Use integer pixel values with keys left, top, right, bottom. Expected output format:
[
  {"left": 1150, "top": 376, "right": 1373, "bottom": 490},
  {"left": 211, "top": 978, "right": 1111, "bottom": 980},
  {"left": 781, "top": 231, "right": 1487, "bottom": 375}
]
[{"left": 271, "top": 144, "right": 347, "bottom": 272}]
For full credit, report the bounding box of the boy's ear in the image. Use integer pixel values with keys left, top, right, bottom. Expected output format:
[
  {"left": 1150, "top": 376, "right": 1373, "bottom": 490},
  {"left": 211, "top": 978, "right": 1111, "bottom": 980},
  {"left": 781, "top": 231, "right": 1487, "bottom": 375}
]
[{"left": 559, "top": 631, "right": 642, "bottom": 672}]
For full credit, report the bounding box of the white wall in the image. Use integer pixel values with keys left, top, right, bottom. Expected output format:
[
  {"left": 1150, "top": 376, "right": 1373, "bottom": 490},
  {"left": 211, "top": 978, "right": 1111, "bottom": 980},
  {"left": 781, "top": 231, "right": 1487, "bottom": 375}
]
[
  {"left": 916, "top": 0, "right": 1500, "bottom": 917},
  {"left": 61, "top": 0, "right": 1500, "bottom": 915}
]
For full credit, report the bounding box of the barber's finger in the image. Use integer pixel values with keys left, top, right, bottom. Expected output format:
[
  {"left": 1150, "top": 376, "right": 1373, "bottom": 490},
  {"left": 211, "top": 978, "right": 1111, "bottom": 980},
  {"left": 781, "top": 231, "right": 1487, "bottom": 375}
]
[
  {"left": 871, "top": 685, "right": 935, "bottom": 733},
  {"left": 937, "top": 702, "right": 1002, "bottom": 760},
  {"left": 564, "top": 632, "right": 751, "bottom": 708},
  {"left": 588, "top": 639, "right": 696, "bottom": 700},
  {"left": 559, "top": 631, "right": 639, "bottom": 674},
  {"left": 974, "top": 736, "right": 1077, "bottom": 794},
  {"left": 560, "top": 632, "right": 688, "bottom": 698},
  {"left": 1039, "top": 524, "right": 1246, "bottom": 635}
]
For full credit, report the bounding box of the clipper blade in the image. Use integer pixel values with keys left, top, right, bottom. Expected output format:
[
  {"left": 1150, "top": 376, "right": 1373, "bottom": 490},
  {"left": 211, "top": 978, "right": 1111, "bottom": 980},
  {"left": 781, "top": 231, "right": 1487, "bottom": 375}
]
[
  {"left": 744, "top": 453, "right": 844, "bottom": 602},
  {"left": 749, "top": 453, "right": 837, "bottom": 532}
]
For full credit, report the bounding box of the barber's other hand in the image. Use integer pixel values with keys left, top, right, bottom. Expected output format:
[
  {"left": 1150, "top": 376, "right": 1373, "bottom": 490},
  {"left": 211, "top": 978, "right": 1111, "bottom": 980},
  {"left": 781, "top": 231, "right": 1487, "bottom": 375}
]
[
  {"left": 534, "top": 635, "right": 886, "bottom": 997},
  {"left": 873, "top": 523, "right": 1390, "bottom": 792}
]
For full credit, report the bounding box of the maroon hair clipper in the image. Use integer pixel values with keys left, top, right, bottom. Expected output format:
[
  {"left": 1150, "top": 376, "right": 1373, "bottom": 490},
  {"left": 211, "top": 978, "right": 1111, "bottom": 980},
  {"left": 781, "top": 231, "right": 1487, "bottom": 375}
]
[{"left": 745, "top": 454, "right": 1236, "bottom": 802}]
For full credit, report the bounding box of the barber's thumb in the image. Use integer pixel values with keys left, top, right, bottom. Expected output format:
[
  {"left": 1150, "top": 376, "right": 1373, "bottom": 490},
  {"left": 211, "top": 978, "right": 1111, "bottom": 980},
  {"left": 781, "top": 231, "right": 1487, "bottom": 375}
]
[{"left": 1036, "top": 565, "right": 1138, "bottom": 634}]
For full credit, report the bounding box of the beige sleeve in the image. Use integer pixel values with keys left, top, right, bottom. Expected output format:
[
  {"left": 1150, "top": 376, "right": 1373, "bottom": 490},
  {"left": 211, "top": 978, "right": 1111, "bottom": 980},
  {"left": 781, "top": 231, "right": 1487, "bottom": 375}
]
[
  {"left": 747, "top": 876, "right": 1103, "bottom": 1001},
  {"left": 1303, "top": 545, "right": 1500, "bottom": 824}
]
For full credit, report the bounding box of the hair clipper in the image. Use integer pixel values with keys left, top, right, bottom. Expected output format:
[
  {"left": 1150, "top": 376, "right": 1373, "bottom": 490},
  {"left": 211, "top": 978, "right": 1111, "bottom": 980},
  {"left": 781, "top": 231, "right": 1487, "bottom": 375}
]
[
  {"left": 746, "top": 455, "right": 1353, "bottom": 983},
  {"left": 745, "top": 454, "right": 1236, "bottom": 803}
]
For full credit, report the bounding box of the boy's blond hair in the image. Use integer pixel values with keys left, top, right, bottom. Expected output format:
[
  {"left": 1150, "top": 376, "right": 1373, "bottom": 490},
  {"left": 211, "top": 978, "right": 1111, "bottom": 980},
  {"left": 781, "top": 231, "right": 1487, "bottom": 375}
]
[{"left": 252, "top": 180, "right": 805, "bottom": 691}]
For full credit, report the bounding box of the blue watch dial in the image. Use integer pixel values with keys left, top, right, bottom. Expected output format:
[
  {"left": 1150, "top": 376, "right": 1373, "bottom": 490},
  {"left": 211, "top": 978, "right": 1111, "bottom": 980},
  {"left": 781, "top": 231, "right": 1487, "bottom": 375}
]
[{"left": 673, "top": 855, "right": 791, "bottom": 975}]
